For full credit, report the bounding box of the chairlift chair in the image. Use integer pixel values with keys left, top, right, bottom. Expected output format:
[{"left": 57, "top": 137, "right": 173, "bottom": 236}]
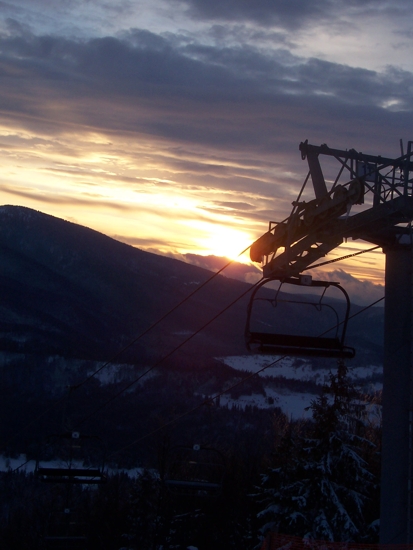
[
  {"left": 245, "top": 275, "right": 355, "bottom": 359},
  {"left": 164, "top": 444, "right": 225, "bottom": 498},
  {"left": 36, "top": 431, "right": 107, "bottom": 485}
]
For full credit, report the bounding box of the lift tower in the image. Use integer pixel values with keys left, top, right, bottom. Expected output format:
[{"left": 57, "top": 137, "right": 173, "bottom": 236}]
[{"left": 250, "top": 140, "right": 413, "bottom": 544}]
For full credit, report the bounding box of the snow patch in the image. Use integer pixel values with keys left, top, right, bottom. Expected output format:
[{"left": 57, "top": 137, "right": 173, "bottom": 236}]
[
  {"left": 87, "top": 363, "right": 156, "bottom": 385},
  {"left": 217, "top": 354, "right": 382, "bottom": 419},
  {"left": 219, "top": 390, "right": 316, "bottom": 419},
  {"left": 0, "top": 455, "right": 148, "bottom": 478},
  {"left": 218, "top": 355, "right": 382, "bottom": 386}
]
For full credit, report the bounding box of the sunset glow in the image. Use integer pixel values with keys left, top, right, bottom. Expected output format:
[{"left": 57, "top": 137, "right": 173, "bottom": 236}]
[
  {"left": 188, "top": 222, "right": 254, "bottom": 262},
  {"left": 0, "top": 0, "right": 411, "bottom": 301}
]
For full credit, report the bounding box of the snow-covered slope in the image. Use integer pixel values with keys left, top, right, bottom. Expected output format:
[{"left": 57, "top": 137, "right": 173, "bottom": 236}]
[{"left": 218, "top": 354, "right": 382, "bottom": 418}]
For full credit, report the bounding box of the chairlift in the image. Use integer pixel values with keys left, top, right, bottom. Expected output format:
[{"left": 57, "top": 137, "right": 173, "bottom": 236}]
[
  {"left": 35, "top": 431, "right": 107, "bottom": 485},
  {"left": 245, "top": 275, "right": 355, "bottom": 359},
  {"left": 164, "top": 444, "right": 225, "bottom": 498}
]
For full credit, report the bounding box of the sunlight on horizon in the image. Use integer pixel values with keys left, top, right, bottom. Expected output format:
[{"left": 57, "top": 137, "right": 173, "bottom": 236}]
[
  {"left": 0, "top": 123, "right": 387, "bottom": 285},
  {"left": 182, "top": 220, "right": 254, "bottom": 262}
]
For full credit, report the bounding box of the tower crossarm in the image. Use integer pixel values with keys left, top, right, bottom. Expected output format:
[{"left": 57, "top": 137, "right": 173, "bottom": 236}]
[{"left": 251, "top": 141, "right": 413, "bottom": 279}]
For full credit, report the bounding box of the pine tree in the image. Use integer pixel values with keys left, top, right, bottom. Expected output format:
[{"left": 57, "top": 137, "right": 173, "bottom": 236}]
[{"left": 256, "top": 361, "right": 378, "bottom": 543}]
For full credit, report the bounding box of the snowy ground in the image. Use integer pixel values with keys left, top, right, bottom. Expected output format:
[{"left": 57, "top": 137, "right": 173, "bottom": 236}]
[
  {"left": 219, "top": 389, "right": 316, "bottom": 419},
  {"left": 1, "top": 355, "right": 382, "bottom": 472},
  {"left": 219, "top": 354, "right": 382, "bottom": 383},
  {"left": 217, "top": 354, "right": 382, "bottom": 419},
  {"left": 0, "top": 455, "right": 146, "bottom": 477},
  {"left": 86, "top": 363, "right": 157, "bottom": 385}
]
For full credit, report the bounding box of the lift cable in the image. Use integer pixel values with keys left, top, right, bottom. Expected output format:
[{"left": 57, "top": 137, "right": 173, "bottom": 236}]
[
  {"left": 9, "top": 277, "right": 262, "bottom": 470},
  {"left": 70, "top": 245, "right": 252, "bottom": 391},
  {"left": 73, "top": 278, "right": 262, "bottom": 430},
  {"left": 7, "top": 242, "right": 380, "bottom": 468},
  {"left": 13, "top": 291, "right": 384, "bottom": 478},
  {"left": 72, "top": 245, "right": 382, "bottom": 431},
  {"left": 104, "top": 294, "right": 385, "bottom": 461},
  {"left": 5, "top": 203, "right": 382, "bottom": 443},
  {"left": 20, "top": 242, "right": 381, "bottom": 442},
  {"left": 71, "top": 245, "right": 380, "bottom": 416},
  {"left": 55, "top": 216, "right": 384, "bottom": 436},
  {"left": 6, "top": 256, "right": 384, "bottom": 471},
  {"left": 304, "top": 245, "right": 381, "bottom": 271},
  {"left": 2, "top": 246, "right": 251, "bottom": 450}
]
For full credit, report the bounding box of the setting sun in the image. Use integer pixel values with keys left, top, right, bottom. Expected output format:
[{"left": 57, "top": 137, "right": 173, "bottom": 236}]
[{"left": 194, "top": 223, "right": 254, "bottom": 262}]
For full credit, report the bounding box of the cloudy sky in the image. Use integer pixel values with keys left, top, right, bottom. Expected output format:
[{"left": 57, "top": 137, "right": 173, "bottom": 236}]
[{"left": 0, "top": 0, "right": 411, "bottom": 300}]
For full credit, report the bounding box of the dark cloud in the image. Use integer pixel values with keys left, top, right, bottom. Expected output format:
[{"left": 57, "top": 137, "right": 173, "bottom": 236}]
[
  {"left": 173, "top": 0, "right": 334, "bottom": 29},
  {"left": 0, "top": 26, "right": 412, "bottom": 183},
  {"left": 206, "top": 24, "right": 292, "bottom": 49},
  {"left": 1, "top": 184, "right": 136, "bottom": 210},
  {"left": 172, "top": 0, "right": 404, "bottom": 29},
  {"left": 0, "top": 2, "right": 408, "bottom": 278}
]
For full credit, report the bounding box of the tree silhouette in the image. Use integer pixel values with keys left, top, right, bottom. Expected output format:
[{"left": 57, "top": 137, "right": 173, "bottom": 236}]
[{"left": 256, "top": 361, "right": 379, "bottom": 542}]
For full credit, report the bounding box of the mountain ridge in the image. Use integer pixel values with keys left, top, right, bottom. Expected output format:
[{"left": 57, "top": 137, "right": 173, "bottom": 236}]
[
  {"left": 0, "top": 205, "right": 384, "bottom": 366},
  {"left": 0, "top": 205, "right": 384, "bottom": 465},
  {"left": 0, "top": 205, "right": 253, "bottom": 360}
]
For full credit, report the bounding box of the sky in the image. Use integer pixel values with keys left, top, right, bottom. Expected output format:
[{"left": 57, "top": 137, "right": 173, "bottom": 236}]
[{"left": 0, "top": 0, "right": 412, "bottom": 303}]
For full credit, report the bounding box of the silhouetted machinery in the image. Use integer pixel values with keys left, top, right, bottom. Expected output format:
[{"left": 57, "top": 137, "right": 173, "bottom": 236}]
[
  {"left": 248, "top": 140, "right": 413, "bottom": 543},
  {"left": 250, "top": 140, "right": 413, "bottom": 280}
]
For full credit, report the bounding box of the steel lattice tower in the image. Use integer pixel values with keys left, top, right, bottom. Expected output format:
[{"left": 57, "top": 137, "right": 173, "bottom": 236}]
[{"left": 250, "top": 140, "right": 413, "bottom": 543}]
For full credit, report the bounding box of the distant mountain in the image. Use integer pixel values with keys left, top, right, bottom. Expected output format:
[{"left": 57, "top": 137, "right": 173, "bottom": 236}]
[
  {"left": 0, "top": 205, "right": 385, "bottom": 467},
  {"left": 0, "top": 205, "right": 255, "bottom": 361},
  {"left": 0, "top": 205, "right": 384, "bottom": 366}
]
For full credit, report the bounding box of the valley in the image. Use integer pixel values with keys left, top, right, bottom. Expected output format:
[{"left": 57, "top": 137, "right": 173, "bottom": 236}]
[{"left": 0, "top": 205, "right": 384, "bottom": 548}]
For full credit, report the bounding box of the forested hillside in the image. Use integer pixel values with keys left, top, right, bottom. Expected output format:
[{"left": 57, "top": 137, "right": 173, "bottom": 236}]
[{"left": 0, "top": 206, "right": 383, "bottom": 548}]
